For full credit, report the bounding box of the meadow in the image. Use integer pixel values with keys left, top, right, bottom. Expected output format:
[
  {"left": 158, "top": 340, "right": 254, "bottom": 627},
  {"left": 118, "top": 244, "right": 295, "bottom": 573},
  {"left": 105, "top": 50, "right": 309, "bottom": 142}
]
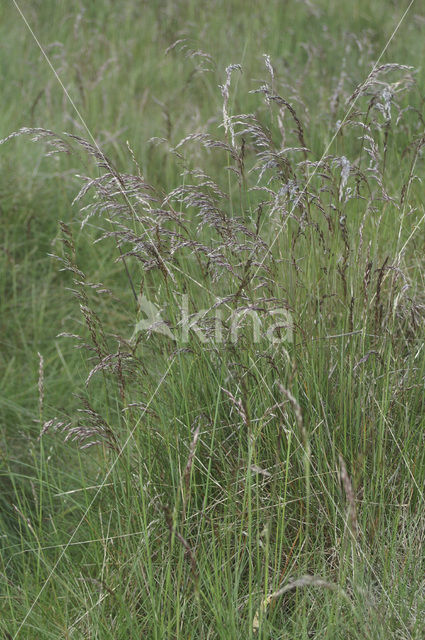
[{"left": 1, "top": 1, "right": 424, "bottom": 637}]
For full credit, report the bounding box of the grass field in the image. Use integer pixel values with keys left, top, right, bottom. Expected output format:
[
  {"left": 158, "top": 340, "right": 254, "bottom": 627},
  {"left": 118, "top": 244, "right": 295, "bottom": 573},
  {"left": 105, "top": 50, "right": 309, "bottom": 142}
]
[{"left": 1, "top": 1, "right": 425, "bottom": 638}]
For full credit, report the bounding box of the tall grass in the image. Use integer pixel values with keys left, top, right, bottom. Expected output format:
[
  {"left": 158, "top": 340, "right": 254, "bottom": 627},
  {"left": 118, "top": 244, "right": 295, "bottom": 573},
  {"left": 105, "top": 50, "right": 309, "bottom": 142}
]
[{"left": 1, "top": 1, "right": 424, "bottom": 638}]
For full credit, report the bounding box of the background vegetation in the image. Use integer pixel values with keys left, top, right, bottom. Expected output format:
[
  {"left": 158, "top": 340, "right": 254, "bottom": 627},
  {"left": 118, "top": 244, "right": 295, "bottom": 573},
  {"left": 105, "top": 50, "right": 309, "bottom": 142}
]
[{"left": 1, "top": 1, "right": 424, "bottom": 638}]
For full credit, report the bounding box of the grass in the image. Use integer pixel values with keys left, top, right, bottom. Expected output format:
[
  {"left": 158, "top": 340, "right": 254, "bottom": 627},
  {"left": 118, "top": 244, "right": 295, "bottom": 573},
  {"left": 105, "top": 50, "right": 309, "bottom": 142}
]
[{"left": 1, "top": 1, "right": 425, "bottom": 638}]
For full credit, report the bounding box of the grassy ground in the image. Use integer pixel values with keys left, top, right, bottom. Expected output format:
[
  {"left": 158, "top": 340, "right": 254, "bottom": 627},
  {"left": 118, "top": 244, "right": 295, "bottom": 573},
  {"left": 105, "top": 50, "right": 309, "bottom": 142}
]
[{"left": 1, "top": 1, "right": 424, "bottom": 638}]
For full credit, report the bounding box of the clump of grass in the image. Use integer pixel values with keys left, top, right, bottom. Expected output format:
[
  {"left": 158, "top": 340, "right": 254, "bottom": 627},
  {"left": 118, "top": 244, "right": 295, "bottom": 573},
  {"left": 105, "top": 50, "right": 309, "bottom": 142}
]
[{"left": 2, "top": 37, "right": 425, "bottom": 640}]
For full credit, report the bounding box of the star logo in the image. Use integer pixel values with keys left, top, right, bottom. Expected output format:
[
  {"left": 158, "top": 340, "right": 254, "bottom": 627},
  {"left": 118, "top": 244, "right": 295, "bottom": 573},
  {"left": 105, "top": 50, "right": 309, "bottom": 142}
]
[{"left": 131, "top": 295, "right": 174, "bottom": 342}]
